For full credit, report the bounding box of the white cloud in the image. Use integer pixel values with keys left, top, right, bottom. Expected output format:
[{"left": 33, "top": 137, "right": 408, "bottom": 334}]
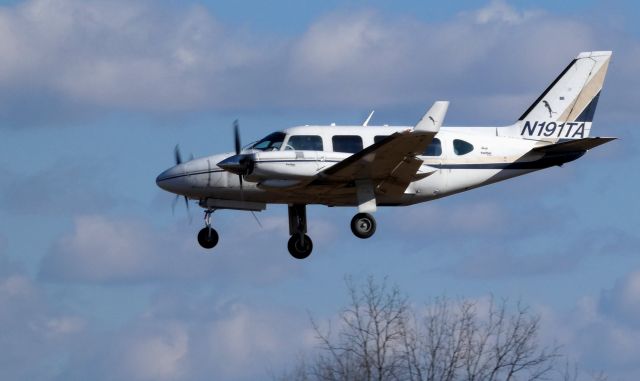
[
  {"left": 386, "top": 200, "right": 508, "bottom": 237},
  {"left": 38, "top": 212, "right": 338, "bottom": 284},
  {"left": 472, "top": 0, "right": 539, "bottom": 25},
  {"left": 2, "top": 0, "right": 634, "bottom": 126},
  {"left": 203, "top": 303, "right": 305, "bottom": 377},
  {"left": 0, "top": 0, "right": 266, "bottom": 120},
  {"left": 0, "top": 252, "right": 86, "bottom": 381},
  {"left": 534, "top": 269, "right": 640, "bottom": 379},
  {"left": 121, "top": 323, "right": 189, "bottom": 381},
  {"left": 1, "top": 237, "right": 313, "bottom": 381},
  {"left": 599, "top": 269, "right": 640, "bottom": 326},
  {"left": 36, "top": 215, "right": 146, "bottom": 282},
  {"left": 10, "top": 225, "right": 640, "bottom": 381},
  {"left": 56, "top": 293, "right": 312, "bottom": 381},
  {"left": 0, "top": 160, "right": 118, "bottom": 215},
  {"left": 42, "top": 316, "right": 86, "bottom": 338}
]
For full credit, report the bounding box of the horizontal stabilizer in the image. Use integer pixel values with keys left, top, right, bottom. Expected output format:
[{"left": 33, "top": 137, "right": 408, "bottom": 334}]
[{"left": 533, "top": 137, "right": 616, "bottom": 154}]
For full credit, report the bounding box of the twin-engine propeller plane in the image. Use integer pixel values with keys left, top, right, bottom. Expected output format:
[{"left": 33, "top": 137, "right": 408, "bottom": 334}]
[{"left": 157, "top": 51, "right": 615, "bottom": 259}]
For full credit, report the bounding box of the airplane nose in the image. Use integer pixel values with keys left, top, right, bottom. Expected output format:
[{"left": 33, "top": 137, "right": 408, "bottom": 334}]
[{"left": 156, "top": 165, "right": 187, "bottom": 194}]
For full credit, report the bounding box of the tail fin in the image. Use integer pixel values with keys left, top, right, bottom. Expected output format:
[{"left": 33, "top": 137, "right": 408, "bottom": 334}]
[{"left": 510, "top": 51, "right": 611, "bottom": 140}]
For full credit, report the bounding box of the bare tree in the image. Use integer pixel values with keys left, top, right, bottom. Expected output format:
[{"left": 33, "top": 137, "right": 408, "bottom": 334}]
[
  {"left": 401, "top": 297, "right": 557, "bottom": 381},
  {"left": 306, "top": 277, "right": 409, "bottom": 381},
  {"left": 277, "top": 277, "right": 604, "bottom": 381}
]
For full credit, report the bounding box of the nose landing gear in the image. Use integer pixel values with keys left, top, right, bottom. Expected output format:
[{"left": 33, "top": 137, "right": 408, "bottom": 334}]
[{"left": 197, "top": 209, "right": 219, "bottom": 249}]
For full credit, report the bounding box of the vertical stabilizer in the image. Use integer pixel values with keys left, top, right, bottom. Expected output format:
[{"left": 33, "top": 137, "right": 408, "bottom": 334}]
[{"left": 506, "top": 51, "right": 611, "bottom": 140}]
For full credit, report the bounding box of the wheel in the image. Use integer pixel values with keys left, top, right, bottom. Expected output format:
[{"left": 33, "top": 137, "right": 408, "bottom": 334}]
[
  {"left": 350, "top": 213, "right": 377, "bottom": 239},
  {"left": 197, "top": 227, "right": 219, "bottom": 249},
  {"left": 287, "top": 234, "right": 313, "bottom": 259}
]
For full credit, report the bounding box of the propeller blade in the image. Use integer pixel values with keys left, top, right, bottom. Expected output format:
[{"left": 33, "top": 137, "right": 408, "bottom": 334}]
[
  {"left": 170, "top": 193, "right": 191, "bottom": 221},
  {"left": 171, "top": 194, "right": 179, "bottom": 215},
  {"left": 233, "top": 119, "right": 241, "bottom": 155},
  {"left": 183, "top": 195, "right": 192, "bottom": 224},
  {"left": 250, "top": 211, "right": 263, "bottom": 228},
  {"left": 238, "top": 174, "right": 244, "bottom": 201},
  {"left": 174, "top": 144, "right": 183, "bottom": 165}
]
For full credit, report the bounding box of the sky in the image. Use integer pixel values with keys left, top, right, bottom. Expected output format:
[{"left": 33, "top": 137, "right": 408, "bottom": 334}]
[{"left": 0, "top": 0, "right": 639, "bottom": 380}]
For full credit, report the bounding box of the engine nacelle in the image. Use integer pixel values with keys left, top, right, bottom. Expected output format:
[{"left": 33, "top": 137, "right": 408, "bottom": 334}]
[{"left": 244, "top": 150, "right": 325, "bottom": 182}]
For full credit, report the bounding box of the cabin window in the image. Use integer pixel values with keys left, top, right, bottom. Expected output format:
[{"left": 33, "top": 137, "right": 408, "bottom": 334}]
[
  {"left": 423, "top": 138, "right": 442, "bottom": 156},
  {"left": 332, "top": 135, "right": 363, "bottom": 153},
  {"left": 252, "top": 132, "right": 286, "bottom": 151},
  {"left": 453, "top": 139, "right": 474, "bottom": 155},
  {"left": 286, "top": 135, "right": 324, "bottom": 151},
  {"left": 374, "top": 135, "right": 389, "bottom": 144}
]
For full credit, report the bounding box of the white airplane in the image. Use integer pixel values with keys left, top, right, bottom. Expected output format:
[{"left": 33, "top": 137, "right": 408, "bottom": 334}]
[{"left": 157, "top": 51, "right": 614, "bottom": 259}]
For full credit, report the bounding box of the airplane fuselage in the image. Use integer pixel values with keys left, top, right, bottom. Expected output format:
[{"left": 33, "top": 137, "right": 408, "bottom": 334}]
[{"left": 159, "top": 125, "right": 579, "bottom": 208}]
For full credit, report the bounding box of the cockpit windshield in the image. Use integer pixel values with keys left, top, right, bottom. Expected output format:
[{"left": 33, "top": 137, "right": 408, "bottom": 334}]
[{"left": 251, "top": 132, "right": 286, "bottom": 151}]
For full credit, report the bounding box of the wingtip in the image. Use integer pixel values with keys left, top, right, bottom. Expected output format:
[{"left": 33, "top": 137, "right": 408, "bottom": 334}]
[
  {"left": 576, "top": 51, "right": 612, "bottom": 59},
  {"left": 415, "top": 101, "right": 449, "bottom": 132}
]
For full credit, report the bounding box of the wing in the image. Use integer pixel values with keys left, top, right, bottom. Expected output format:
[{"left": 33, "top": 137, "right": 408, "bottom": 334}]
[
  {"left": 312, "top": 101, "right": 448, "bottom": 196},
  {"left": 312, "top": 129, "right": 437, "bottom": 195}
]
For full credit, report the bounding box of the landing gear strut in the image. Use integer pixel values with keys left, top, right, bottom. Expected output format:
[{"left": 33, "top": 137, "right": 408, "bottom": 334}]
[
  {"left": 197, "top": 209, "right": 219, "bottom": 249},
  {"left": 350, "top": 212, "right": 376, "bottom": 239},
  {"left": 351, "top": 179, "right": 377, "bottom": 239},
  {"left": 288, "top": 204, "right": 313, "bottom": 259}
]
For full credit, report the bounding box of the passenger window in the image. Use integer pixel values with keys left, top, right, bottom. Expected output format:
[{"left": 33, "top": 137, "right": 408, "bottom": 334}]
[
  {"left": 453, "top": 139, "right": 474, "bottom": 155},
  {"left": 332, "top": 135, "right": 363, "bottom": 153},
  {"left": 286, "top": 135, "right": 323, "bottom": 151},
  {"left": 422, "top": 138, "right": 442, "bottom": 156},
  {"left": 374, "top": 135, "right": 389, "bottom": 144}
]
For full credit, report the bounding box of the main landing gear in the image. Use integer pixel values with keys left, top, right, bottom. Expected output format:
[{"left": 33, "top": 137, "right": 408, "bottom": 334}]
[
  {"left": 350, "top": 212, "right": 376, "bottom": 239},
  {"left": 288, "top": 204, "right": 313, "bottom": 259},
  {"left": 195, "top": 205, "right": 377, "bottom": 257},
  {"left": 286, "top": 205, "right": 378, "bottom": 259},
  {"left": 351, "top": 179, "right": 377, "bottom": 239},
  {"left": 197, "top": 209, "right": 219, "bottom": 249}
]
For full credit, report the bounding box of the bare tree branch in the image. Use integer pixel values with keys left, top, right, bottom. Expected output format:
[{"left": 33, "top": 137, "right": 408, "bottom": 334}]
[{"left": 279, "top": 277, "right": 602, "bottom": 381}]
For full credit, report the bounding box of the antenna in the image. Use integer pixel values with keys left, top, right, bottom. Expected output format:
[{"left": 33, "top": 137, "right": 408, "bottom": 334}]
[{"left": 362, "top": 110, "right": 375, "bottom": 126}]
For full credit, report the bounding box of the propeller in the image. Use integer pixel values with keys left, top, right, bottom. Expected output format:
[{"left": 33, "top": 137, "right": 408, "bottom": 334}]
[
  {"left": 230, "top": 120, "right": 261, "bottom": 228},
  {"left": 171, "top": 144, "right": 191, "bottom": 222},
  {"left": 174, "top": 144, "right": 195, "bottom": 165},
  {"left": 233, "top": 119, "right": 245, "bottom": 199}
]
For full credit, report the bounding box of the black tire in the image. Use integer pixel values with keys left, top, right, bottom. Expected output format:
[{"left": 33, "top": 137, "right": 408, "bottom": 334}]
[
  {"left": 350, "top": 213, "right": 377, "bottom": 239},
  {"left": 197, "top": 227, "right": 219, "bottom": 249},
  {"left": 287, "top": 234, "right": 313, "bottom": 259}
]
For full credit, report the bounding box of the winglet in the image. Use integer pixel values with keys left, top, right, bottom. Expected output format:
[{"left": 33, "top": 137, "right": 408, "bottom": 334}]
[{"left": 415, "top": 101, "right": 449, "bottom": 132}]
